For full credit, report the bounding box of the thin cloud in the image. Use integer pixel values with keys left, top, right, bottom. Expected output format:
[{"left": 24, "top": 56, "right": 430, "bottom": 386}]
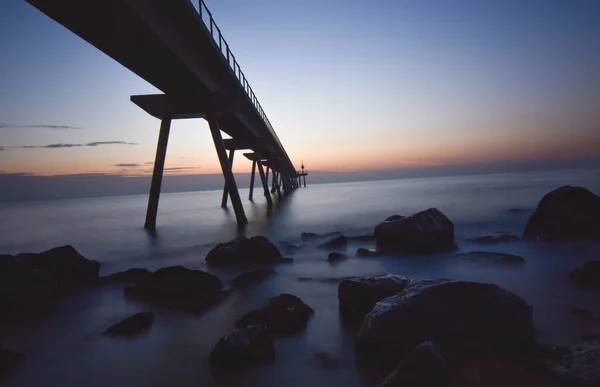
[
  {"left": 115, "top": 163, "right": 140, "bottom": 167},
  {"left": 164, "top": 167, "right": 199, "bottom": 171},
  {"left": 86, "top": 141, "right": 137, "bottom": 147},
  {"left": 3, "top": 141, "right": 138, "bottom": 150},
  {"left": 144, "top": 161, "right": 154, "bottom": 165},
  {"left": 0, "top": 124, "right": 82, "bottom": 130}
]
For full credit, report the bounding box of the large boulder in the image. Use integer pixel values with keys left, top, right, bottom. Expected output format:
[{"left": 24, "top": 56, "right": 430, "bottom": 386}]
[
  {"left": 327, "top": 252, "right": 349, "bottom": 263},
  {"left": 0, "top": 346, "right": 27, "bottom": 375},
  {"left": 209, "top": 325, "right": 275, "bottom": 374},
  {"left": 569, "top": 261, "right": 600, "bottom": 288},
  {"left": 374, "top": 208, "right": 455, "bottom": 252},
  {"left": 236, "top": 294, "right": 314, "bottom": 335},
  {"left": 0, "top": 254, "right": 57, "bottom": 315},
  {"left": 457, "top": 251, "right": 525, "bottom": 264},
  {"left": 536, "top": 340, "right": 600, "bottom": 386},
  {"left": 205, "top": 236, "right": 287, "bottom": 267},
  {"left": 103, "top": 312, "right": 154, "bottom": 336},
  {"left": 338, "top": 275, "right": 412, "bottom": 321},
  {"left": 15, "top": 245, "right": 100, "bottom": 286},
  {"left": 375, "top": 342, "right": 450, "bottom": 387},
  {"left": 523, "top": 186, "right": 600, "bottom": 241},
  {"left": 357, "top": 280, "right": 535, "bottom": 363}
]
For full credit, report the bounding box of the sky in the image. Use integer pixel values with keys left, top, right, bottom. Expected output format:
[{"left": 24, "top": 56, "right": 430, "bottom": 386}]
[{"left": 1, "top": 0, "right": 600, "bottom": 197}]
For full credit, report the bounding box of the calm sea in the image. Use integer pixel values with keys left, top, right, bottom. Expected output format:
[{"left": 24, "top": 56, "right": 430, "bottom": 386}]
[{"left": 1, "top": 169, "right": 600, "bottom": 387}]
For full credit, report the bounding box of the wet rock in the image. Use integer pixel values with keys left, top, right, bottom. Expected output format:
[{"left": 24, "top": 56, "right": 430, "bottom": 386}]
[
  {"left": 236, "top": 294, "right": 314, "bottom": 335},
  {"left": 357, "top": 280, "right": 535, "bottom": 364},
  {"left": 99, "top": 268, "right": 151, "bottom": 284},
  {"left": 313, "top": 352, "right": 341, "bottom": 370},
  {"left": 374, "top": 208, "right": 455, "bottom": 253},
  {"left": 468, "top": 232, "right": 520, "bottom": 243},
  {"left": 104, "top": 312, "right": 154, "bottom": 336},
  {"left": 318, "top": 235, "right": 348, "bottom": 251},
  {"left": 16, "top": 245, "right": 100, "bottom": 286},
  {"left": 327, "top": 252, "right": 348, "bottom": 263},
  {"left": 375, "top": 342, "right": 450, "bottom": 387},
  {"left": 570, "top": 261, "right": 600, "bottom": 288},
  {"left": 457, "top": 251, "right": 525, "bottom": 264},
  {"left": 301, "top": 232, "right": 341, "bottom": 242},
  {"left": 232, "top": 268, "right": 276, "bottom": 287},
  {"left": 523, "top": 186, "right": 600, "bottom": 241},
  {"left": 338, "top": 274, "right": 412, "bottom": 321},
  {"left": 355, "top": 248, "right": 380, "bottom": 258},
  {"left": 0, "top": 346, "right": 27, "bottom": 375},
  {"left": 536, "top": 339, "right": 600, "bottom": 386},
  {"left": 209, "top": 325, "right": 275, "bottom": 374},
  {"left": 0, "top": 254, "right": 57, "bottom": 316},
  {"left": 569, "top": 307, "right": 596, "bottom": 321},
  {"left": 205, "top": 236, "right": 287, "bottom": 267}
]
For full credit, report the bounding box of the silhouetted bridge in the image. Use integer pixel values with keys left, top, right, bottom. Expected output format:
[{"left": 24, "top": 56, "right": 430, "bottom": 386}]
[{"left": 26, "top": 0, "right": 307, "bottom": 228}]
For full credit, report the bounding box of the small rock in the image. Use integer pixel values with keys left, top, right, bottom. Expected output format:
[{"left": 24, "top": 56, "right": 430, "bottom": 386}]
[
  {"left": 355, "top": 248, "right": 380, "bottom": 258},
  {"left": 205, "top": 236, "right": 286, "bottom": 267},
  {"left": 327, "top": 252, "right": 348, "bottom": 263},
  {"left": 318, "top": 235, "right": 348, "bottom": 251},
  {"left": 569, "top": 307, "right": 596, "bottom": 321},
  {"left": 0, "top": 346, "right": 27, "bottom": 375},
  {"left": 457, "top": 251, "right": 525, "bottom": 264},
  {"left": 209, "top": 325, "right": 275, "bottom": 374},
  {"left": 99, "top": 268, "right": 151, "bottom": 284},
  {"left": 570, "top": 261, "right": 600, "bottom": 288},
  {"left": 104, "top": 312, "right": 154, "bottom": 336},
  {"left": 236, "top": 294, "right": 314, "bottom": 335},
  {"left": 301, "top": 232, "right": 341, "bottom": 242},
  {"left": 232, "top": 268, "right": 276, "bottom": 287},
  {"left": 468, "top": 232, "right": 520, "bottom": 243},
  {"left": 375, "top": 342, "right": 450, "bottom": 387},
  {"left": 313, "top": 352, "right": 341, "bottom": 370}
]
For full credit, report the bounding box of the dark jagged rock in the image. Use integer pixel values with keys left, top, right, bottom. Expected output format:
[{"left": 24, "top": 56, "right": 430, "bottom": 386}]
[
  {"left": 313, "top": 352, "right": 341, "bottom": 370},
  {"left": 232, "top": 268, "right": 276, "bottom": 287},
  {"left": 318, "top": 235, "right": 348, "bottom": 251},
  {"left": 16, "top": 245, "right": 100, "bottom": 286},
  {"left": 355, "top": 248, "right": 380, "bottom": 258},
  {"left": 99, "top": 268, "right": 152, "bottom": 284},
  {"left": 536, "top": 340, "right": 600, "bottom": 386},
  {"left": 374, "top": 208, "right": 455, "bottom": 253},
  {"left": 457, "top": 251, "right": 525, "bottom": 264},
  {"left": 523, "top": 186, "right": 600, "bottom": 241},
  {"left": 205, "top": 236, "right": 287, "bottom": 267},
  {"left": 103, "top": 312, "right": 154, "bottom": 336},
  {"left": 468, "top": 232, "right": 520, "bottom": 243},
  {"left": 569, "top": 307, "right": 596, "bottom": 321},
  {"left": 357, "top": 280, "right": 535, "bottom": 364},
  {"left": 0, "top": 254, "right": 57, "bottom": 315},
  {"left": 375, "top": 342, "right": 450, "bottom": 387},
  {"left": 327, "top": 252, "right": 349, "bottom": 263},
  {"left": 301, "top": 232, "right": 341, "bottom": 242},
  {"left": 236, "top": 294, "right": 314, "bottom": 335},
  {"left": 209, "top": 325, "right": 275, "bottom": 374},
  {"left": 0, "top": 346, "right": 27, "bottom": 375},
  {"left": 338, "top": 275, "right": 411, "bottom": 321},
  {"left": 569, "top": 261, "right": 600, "bottom": 288}
]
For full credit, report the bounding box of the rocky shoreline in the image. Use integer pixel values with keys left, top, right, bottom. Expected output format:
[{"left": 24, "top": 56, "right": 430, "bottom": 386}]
[{"left": 2, "top": 185, "right": 600, "bottom": 385}]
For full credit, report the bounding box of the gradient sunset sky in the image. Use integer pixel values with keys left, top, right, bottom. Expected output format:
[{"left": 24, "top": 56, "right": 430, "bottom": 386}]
[{"left": 1, "top": 0, "right": 599, "bottom": 177}]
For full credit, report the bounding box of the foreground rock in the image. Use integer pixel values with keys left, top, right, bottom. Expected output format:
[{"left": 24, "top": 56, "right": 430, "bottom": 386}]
[
  {"left": 468, "top": 232, "right": 520, "bottom": 243},
  {"left": 15, "top": 245, "right": 100, "bottom": 286},
  {"left": 209, "top": 325, "right": 274, "bottom": 374},
  {"left": 99, "top": 268, "right": 151, "bottom": 284},
  {"left": 536, "top": 340, "right": 600, "bottom": 386},
  {"left": 375, "top": 342, "right": 450, "bottom": 387},
  {"left": 0, "top": 254, "right": 57, "bottom": 315},
  {"left": 104, "top": 312, "right": 154, "bottom": 336},
  {"left": 205, "top": 236, "right": 288, "bottom": 267},
  {"left": 569, "top": 261, "right": 600, "bottom": 288},
  {"left": 338, "top": 275, "right": 412, "bottom": 321},
  {"left": 327, "top": 252, "right": 348, "bottom": 263},
  {"left": 457, "top": 251, "right": 525, "bottom": 264},
  {"left": 125, "top": 266, "right": 226, "bottom": 313},
  {"left": 318, "top": 235, "right": 348, "bottom": 251},
  {"left": 236, "top": 294, "right": 314, "bottom": 335},
  {"left": 357, "top": 280, "right": 535, "bottom": 363},
  {"left": 355, "top": 248, "right": 380, "bottom": 258},
  {"left": 0, "top": 346, "right": 27, "bottom": 375},
  {"left": 374, "top": 208, "right": 455, "bottom": 252},
  {"left": 232, "top": 268, "right": 276, "bottom": 287},
  {"left": 523, "top": 186, "right": 600, "bottom": 241}
]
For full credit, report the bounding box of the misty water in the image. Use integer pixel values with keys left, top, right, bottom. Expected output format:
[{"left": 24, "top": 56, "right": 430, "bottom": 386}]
[{"left": 1, "top": 169, "right": 600, "bottom": 387}]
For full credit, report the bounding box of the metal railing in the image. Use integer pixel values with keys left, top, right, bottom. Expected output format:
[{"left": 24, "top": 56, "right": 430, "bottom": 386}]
[{"left": 188, "top": 0, "right": 293, "bottom": 172}]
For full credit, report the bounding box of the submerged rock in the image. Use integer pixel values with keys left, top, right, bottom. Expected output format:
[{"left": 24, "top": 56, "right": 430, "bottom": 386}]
[
  {"left": 355, "top": 248, "right": 380, "bottom": 258},
  {"left": 523, "top": 186, "right": 600, "bottom": 241},
  {"left": 457, "top": 251, "right": 525, "bottom": 264},
  {"left": 205, "top": 236, "right": 286, "bottom": 267},
  {"left": 0, "top": 346, "right": 27, "bottom": 375},
  {"left": 327, "top": 252, "right": 349, "bottom": 263},
  {"left": 374, "top": 208, "right": 455, "bottom": 253},
  {"left": 236, "top": 294, "right": 314, "bottom": 335},
  {"left": 536, "top": 339, "right": 600, "bottom": 386},
  {"left": 209, "top": 325, "right": 275, "bottom": 373},
  {"left": 357, "top": 280, "right": 535, "bottom": 363},
  {"left": 347, "top": 235, "right": 376, "bottom": 242},
  {"left": 468, "top": 232, "right": 520, "bottom": 243},
  {"left": 318, "top": 235, "right": 348, "bottom": 251},
  {"left": 338, "top": 274, "right": 412, "bottom": 321},
  {"left": 232, "top": 268, "right": 276, "bottom": 287},
  {"left": 375, "top": 342, "right": 450, "bottom": 387},
  {"left": 99, "top": 268, "right": 151, "bottom": 284},
  {"left": 569, "top": 261, "right": 600, "bottom": 288},
  {"left": 104, "top": 312, "right": 154, "bottom": 336},
  {"left": 301, "top": 232, "right": 341, "bottom": 242}
]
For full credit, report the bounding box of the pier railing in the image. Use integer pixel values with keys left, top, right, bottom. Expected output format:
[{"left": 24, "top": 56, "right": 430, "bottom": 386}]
[{"left": 188, "top": 0, "right": 292, "bottom": 170}]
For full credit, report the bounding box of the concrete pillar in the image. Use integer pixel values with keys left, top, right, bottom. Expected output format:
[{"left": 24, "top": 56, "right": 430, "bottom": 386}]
[
  {"left": 208, "top": 115, "right": 247, "bottom": 227},
  {"left": 248, "top": 159, "right": 256, "bottom": 200},
  {"left": 271, "top": 170, "right": 278, "bottom": 193},
  {"left": 277, "top": 173, "right": 282, "bottom": 198},
  {"left": 144, "top": 115, "right": 172, "bottom": 230},
  {"left": 255, "top": 151, "right": 273, "bottom": 206},
  {"left": 304, "top": 174, "right": 307, "bottom": 187},
  {"left": 221, "top": 149, "right": 235, "bottom": 207}
]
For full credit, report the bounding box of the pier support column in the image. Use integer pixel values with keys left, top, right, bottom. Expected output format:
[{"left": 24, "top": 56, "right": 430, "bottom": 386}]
[
  {"left": 304, "top": 175, "right": 307, "bottom": 187},
  {"left": 277, "top": 173, "right": 282, "bottom": 198},
  {"left": 265, "top": 166, "right": 269, "bottom": 185},
  {"left": 221, "top": 149, "right": 235, "bottom": 207},
  {"left": 248, "top": 159, "right": 256, "bottom": 200},
  {"left": 144, "top": 115, "right": 172, "bottom": 230},
  {"left": 208, "top": 115, "right": 247, "bottom": 227},
  {"left": 255, "top": 151, "right": 273, "bottom": 206},
  {"left": 271, "top": 170, "right": 278, "bottom": 193}
]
